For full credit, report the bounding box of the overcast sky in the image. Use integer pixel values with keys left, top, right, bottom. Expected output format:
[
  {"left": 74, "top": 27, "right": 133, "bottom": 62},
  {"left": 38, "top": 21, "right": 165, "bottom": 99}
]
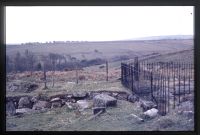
[{"left": 6, "top": 6, "right": 193, "bottom": 44}]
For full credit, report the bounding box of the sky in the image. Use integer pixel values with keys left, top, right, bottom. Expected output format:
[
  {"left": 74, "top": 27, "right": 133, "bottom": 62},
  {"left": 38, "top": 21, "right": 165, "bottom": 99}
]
[{"left": 6, "top": 6, "right": 193, "bottom": 44}]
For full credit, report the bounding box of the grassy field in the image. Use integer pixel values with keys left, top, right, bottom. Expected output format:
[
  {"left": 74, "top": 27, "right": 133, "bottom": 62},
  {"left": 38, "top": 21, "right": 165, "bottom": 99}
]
[{"left": 6, "top": 98, "right": 194, "bottom": 131}]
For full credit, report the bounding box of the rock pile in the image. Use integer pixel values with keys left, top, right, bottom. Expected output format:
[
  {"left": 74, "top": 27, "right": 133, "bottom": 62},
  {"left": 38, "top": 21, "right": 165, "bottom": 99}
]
[{"left": 6, "top": 90, "right": 161, "bottom": 118}]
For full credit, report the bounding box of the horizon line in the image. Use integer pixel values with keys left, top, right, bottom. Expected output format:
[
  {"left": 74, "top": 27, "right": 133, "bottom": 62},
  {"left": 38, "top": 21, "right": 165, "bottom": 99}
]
[{"left": 6, "top": 34, "right": 193, "bottom": 45}]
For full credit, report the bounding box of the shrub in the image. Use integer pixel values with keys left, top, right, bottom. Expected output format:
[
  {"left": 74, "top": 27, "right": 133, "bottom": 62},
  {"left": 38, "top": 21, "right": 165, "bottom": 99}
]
[{"left": 79, "top": 75, "right": 86, "bottom": 80}]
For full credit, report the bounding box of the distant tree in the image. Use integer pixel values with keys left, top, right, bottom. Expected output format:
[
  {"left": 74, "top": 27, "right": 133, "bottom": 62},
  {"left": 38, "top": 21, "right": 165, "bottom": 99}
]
[
  {"left": 49, "top": 53, "right": 59, "bottom": 87},
  {"left": 81, "top": 54, "right": 86, "bottom": 59},
  {"left": 14, "top": 52, "right": 21, "bottom": 73},
  {"left": 24, "top": 49, "right": 36, "bottom": 76},
  {"left": 66, "top": 54, "right": 72, "bottom": 62},
  {"left": 20, "top": 57, "right": 27, "bottom": 71},
  {"left": 24, "top": 50, "right": 29, "bottom": 70},
  {"left": 71, "top": 57, "right": 77, "bottom": 62},
  {"left": 57, "top": 54, "right": 65, "bottom": 70},
  {"left": 94, "top": 49, "right": 99, "bottom": 53},
  {"left": 36, "top": 63, "right": 42, "bottom": 71},
  {"left": 63, "top": 56, "right": 67, "bottom": 65}
]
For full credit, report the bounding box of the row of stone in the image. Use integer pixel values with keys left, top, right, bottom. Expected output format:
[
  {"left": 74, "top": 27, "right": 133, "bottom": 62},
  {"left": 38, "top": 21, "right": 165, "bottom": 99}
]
[{"left": 6, "top": 90, "right": 156, "bottom": 117}]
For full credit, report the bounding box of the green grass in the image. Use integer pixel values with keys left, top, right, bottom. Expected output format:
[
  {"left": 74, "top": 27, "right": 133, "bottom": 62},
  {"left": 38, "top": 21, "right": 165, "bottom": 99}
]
[
  {"left": 6, "top": 99, "right": 194, "bottom": 131},
  {"left": 6, "top": 78, "right": 131, "bottom": 97}
]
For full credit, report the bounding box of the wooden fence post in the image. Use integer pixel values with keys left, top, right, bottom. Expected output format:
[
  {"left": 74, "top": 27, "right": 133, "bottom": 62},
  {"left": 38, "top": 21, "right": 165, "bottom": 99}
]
[{"left": 43, "top": 64, "right": 48, "bottom": 90}]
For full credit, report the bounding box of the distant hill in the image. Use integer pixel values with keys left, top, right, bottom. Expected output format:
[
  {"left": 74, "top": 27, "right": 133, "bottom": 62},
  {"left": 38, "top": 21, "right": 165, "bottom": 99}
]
[
  {"left": 6, "top": 39, "right": 193, "bottom": 61},
  {"left": 124, "top": 35, "right": 193, "bottom": 41}
]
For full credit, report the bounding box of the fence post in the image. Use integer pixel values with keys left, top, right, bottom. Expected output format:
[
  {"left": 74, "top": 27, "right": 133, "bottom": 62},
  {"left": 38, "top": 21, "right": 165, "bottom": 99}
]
[
  {"left": 183, "top": 62, "right": 186, "bottom": 97},
  {"left": 134, "top": 57, "right": 139, "bottom": 93},
  {"left": 150, "top": 71, "right": 153, "bottom": 100},
  {"left": 189, "top": 63, "right": 191, "bottom": 94},
  {"left": 167, "top": 62, "right": 170, "bottom": 113},
  {"left": 43, "top": 65, "right": 47, "bottom": 90},
  {"left": 173, "top": 63, "right": 176, "bottom": 109},
  {"left": 131, "top": 65, "right": 134, "bottom": 92}
]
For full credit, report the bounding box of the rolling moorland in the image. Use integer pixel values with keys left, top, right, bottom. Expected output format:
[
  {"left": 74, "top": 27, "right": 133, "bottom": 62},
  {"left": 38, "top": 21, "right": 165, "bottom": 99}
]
[{"left": 6, "top": 38, "right": 194, "bottom": 131}]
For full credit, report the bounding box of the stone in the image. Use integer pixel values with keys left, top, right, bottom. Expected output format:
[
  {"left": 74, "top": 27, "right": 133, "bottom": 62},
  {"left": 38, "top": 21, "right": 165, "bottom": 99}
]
[
  {"left": 140, "top": 100, "right": 157, "bottom": 112},
  {"left": 50, "top": 97, "right": 61, "bottom": 103},
  {"left": 6, "top": 101, "right": 16, "bottom": 116},
  {"left": 51, "top": 102, "right": 62, "bottom": 108},
  {"left": 128, "top": 94, "right": 139, "bottom": 103},
  {"left": 65, "top": 102, "right": 73, "bottom": 109},
  {"left": 65, "top": 102, "right": 79, "bottom": 110},
  {"left": 116, "top": 93, "right": 128, "bottom": 100},
  {"left": 70, "top": 99, "right": 76, "bottom": 103},
  {"left": 50, "top": 94, "right": 69, "bottom": 100},
  {"left": 50, "top": 97, "right": 65, "bottom": 108},
  {"left": 72, "top": 91, "right": 88, "bottom": 99},
  {"left": 32, "top": 101, "right": 51, "bottom": 110},
  {"left": 16, "top": 108, "right": 39, "bottom": 114},
  {"left": 18, "top": 97, "right": 32, "bottom": 109},
  {"left": 76, "top": 100, "right": 91, "bottom": 109},
  {"left": 143, "top": 108, "right": 158, "bottom": 119},
  {"left": 101, "top": 92, "right": 112, "bottom": 96},
  {"left": 112, "top": 92, "right": 118, "bottom": 97},
  {"left": 61, "top": 99, "right": 66, "bottom": 105},
  {"left": 93, "top": 94, "right": 117, "bottom": 107},
  {"left": 38, "top": 94, "right": 50, "bottom": 101},
  {"left": 93, "top": 107, "right": 106, "bottom": 115},
  {"left": 67, "top": 95, "right": 72, "bottom": 98},
  {"left": 90, "top": 92, "right": 100, "bottom": 98},
  {"left": 31, "top": 96, "right": 39, "bottom": 103}
]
